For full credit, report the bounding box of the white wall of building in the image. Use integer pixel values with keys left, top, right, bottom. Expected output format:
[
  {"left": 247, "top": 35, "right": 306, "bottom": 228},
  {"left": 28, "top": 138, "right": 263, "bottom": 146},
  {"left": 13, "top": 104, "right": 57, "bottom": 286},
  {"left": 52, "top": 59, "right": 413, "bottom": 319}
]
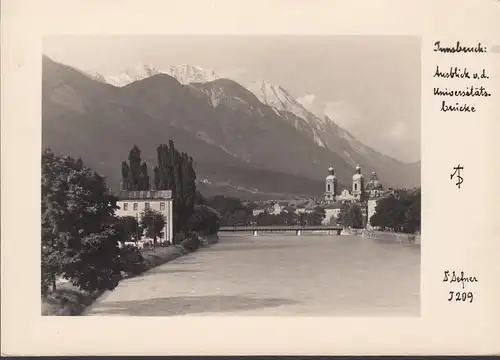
[
  {"left": 116, "top": 198, "right": 173, "bottom": 243},
  {"left": 367, "top": 199, "right": 378, "bottom": 230}
]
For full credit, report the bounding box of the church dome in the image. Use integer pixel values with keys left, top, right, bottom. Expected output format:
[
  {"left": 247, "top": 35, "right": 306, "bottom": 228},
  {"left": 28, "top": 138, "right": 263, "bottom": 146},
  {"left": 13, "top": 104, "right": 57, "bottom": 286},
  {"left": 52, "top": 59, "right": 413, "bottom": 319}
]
[
  {"left": 352, "top": 164, "right": 363, "bottom": 181},
  {"left": 366, "top": 171, "right": 383, "bottom": 190},
  {"left": 326, "top": 166, "right": 337, "bottom": 180}
]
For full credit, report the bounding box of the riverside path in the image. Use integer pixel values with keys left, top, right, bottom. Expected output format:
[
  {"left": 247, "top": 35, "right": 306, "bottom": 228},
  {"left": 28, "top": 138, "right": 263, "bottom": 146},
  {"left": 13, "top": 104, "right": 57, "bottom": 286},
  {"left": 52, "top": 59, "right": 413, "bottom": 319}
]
[{"left": 85, "top": 233, "right": 420, "bottom": 316}]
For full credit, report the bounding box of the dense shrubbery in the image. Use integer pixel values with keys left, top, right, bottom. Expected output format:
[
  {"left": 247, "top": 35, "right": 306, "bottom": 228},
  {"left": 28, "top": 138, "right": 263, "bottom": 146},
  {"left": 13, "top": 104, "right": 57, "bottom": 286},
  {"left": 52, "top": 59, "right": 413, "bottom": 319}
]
[
  {"left": 180, "top": 232, "right": 201, "bottom": 252},
  {"left": 370, "top": 188, "right": 421, "bottom": 234},
  {"left": 119, "top": 244, "right": 145, "bottom": 275},
  {"left": 337, "top": 202, "right": 364, "bottom": 229},
  {"left": 42, "top": 149, "right": 122, "bottom": 296},
  {"left": 206, "top": 195, "right": 253, "bottom": 226},
  {"left": 187, "top": 204, "right": 220, "bottom": 235}
]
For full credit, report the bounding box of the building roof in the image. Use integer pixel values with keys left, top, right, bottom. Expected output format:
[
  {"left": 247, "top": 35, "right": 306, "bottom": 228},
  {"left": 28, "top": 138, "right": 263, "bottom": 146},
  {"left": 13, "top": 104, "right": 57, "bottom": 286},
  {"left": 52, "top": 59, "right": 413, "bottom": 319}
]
[{"left": 117, "top": 190, "right": 172, "bottom": 200}]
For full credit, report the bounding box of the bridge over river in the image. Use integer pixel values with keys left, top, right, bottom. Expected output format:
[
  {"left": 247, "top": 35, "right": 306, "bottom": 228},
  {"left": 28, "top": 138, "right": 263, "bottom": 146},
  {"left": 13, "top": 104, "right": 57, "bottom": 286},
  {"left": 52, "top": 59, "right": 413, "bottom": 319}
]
[
  {"left": 219, "top": 225, "right": 343, "bottom": 236},
  {"left": 85, "top": 232, "right": 420, "bottom": 316}
]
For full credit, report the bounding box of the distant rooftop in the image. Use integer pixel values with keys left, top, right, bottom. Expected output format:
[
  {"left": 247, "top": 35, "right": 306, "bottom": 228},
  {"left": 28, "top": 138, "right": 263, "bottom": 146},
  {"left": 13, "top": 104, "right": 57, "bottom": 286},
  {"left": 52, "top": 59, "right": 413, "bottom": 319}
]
[{"left": 117, "top": 190, "right": 172, "bottom": 200}]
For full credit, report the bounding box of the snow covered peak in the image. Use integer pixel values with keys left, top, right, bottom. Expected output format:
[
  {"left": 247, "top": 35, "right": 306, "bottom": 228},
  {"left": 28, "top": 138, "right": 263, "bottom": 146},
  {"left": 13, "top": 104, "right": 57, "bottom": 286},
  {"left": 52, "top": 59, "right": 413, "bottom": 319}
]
[
  {"left": 164, "top": 64, "right": 219, "bottom": 85},
  {"left": 242, "top": 80, "right": 321, "bottom": 124},
  {"left": 101, "top": 64, "right": 161, "bottom": 87},
  {"left": 92, "top": 64, "right": 220, "bottom": 87}
]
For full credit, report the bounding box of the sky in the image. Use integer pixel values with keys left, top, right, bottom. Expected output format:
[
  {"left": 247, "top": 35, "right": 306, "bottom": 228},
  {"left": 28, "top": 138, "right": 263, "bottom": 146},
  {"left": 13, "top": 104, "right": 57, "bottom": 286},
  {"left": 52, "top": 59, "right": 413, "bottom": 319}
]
[{"left": 44, "top": 35, "right": 421, "bottom": 163}]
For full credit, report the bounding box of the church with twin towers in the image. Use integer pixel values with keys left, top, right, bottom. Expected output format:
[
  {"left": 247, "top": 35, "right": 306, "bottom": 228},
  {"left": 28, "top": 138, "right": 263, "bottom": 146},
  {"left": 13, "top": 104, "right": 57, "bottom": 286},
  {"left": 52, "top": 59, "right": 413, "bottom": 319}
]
[{"left": 324, "top": 164, "right": 386, "bottom": 228}]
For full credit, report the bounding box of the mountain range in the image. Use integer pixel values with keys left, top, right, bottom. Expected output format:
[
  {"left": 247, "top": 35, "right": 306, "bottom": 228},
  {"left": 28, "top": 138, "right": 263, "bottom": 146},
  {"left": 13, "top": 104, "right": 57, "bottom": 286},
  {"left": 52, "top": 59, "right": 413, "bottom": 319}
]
[{"left": 42, "top": 56, "right": 420, "bottom": 199}]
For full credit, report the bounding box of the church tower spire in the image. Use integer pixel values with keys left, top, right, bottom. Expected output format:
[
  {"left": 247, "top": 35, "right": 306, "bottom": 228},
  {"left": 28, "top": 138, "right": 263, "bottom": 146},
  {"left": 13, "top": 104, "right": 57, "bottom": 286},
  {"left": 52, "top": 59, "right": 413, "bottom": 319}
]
[
  {"left": 324, "top": 166, "right": 338, "bottom": 203},
  {"left": 352, "top": 164, "right": 365, "bottom": 201}
]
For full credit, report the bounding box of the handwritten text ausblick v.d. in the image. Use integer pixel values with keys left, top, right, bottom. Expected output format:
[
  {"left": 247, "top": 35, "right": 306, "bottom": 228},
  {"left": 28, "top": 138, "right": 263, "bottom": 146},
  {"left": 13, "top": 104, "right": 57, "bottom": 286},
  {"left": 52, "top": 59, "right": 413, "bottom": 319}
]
[{"left": 433, "top": 41, "right": 491, "bottom": 113}]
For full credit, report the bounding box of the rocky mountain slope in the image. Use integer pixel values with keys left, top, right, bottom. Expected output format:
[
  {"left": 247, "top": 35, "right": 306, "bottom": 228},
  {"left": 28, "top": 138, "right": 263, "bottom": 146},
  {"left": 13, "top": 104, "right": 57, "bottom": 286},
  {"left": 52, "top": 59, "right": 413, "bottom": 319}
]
[{"left": 42, "top": 56, "right": 420, "bottom": 199}]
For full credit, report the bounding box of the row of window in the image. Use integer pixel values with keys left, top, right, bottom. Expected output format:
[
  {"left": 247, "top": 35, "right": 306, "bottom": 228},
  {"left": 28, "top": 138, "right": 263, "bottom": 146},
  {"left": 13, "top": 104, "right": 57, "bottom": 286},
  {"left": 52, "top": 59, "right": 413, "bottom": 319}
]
[{"left": 122, "top": 202, "right": 166, "bottom": 211}]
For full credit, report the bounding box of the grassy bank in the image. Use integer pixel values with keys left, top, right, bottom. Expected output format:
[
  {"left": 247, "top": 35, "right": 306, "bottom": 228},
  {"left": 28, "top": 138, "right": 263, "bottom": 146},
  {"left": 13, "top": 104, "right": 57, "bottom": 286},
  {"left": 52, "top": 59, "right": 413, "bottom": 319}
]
[{"left": 42, "top": 234, "right": 219, "bottom": 316}]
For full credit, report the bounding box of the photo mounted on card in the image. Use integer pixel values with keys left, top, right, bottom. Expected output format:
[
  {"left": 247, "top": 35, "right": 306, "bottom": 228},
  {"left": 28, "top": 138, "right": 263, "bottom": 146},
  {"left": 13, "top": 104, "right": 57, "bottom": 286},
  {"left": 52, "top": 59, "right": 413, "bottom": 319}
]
[
  {"left": 1, "top": 0, "right": 499, "bottom": 356},
  {"left": 41, "top": 34, "right": 421, "bottom": 317}
]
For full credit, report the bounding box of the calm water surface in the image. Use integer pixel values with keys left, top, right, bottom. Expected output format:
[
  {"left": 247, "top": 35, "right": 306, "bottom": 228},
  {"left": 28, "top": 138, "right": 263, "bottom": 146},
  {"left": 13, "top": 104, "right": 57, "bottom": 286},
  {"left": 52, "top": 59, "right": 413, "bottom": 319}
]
[{"left": 87, "top": 234, "right": 420, "bottom": 316}]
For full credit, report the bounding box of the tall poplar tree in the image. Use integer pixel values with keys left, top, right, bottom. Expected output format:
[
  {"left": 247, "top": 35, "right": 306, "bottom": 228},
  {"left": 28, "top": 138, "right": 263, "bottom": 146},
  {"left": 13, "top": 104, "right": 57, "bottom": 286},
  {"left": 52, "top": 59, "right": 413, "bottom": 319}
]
[
  {"left": 139, "top": 161, "right": 150, "bottom": 190},
  {"left": 121, "top": 145, "right": 150, "bottom": 191},
  {"left": 128, "top": 145, "right": 142, "bottom": 190},
  {"left": 153, "top": 141, "right": 197, "bottom": 237}
]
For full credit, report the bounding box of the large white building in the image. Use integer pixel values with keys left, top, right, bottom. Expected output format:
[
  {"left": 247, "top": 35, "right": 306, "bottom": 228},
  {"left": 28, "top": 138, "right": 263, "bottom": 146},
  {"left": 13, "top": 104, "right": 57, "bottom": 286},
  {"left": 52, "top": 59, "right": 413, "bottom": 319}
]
[{"left": 115, "top": 190, "right": 174, "bottom": 243}]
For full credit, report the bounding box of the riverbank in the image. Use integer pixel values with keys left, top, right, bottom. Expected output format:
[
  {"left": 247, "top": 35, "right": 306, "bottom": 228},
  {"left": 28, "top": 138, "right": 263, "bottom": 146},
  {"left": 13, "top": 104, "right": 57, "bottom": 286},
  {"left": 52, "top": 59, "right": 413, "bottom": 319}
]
[{"left": 42, "top": 234, "right": 219, "bottom": 316}]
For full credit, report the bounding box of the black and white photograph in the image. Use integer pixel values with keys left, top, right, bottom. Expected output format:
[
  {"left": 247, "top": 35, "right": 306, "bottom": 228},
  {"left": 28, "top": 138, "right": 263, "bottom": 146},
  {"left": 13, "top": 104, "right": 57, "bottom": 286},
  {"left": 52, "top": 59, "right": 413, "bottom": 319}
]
[{"left": 41, "top": 35, "right": 421, "bottom": 317}]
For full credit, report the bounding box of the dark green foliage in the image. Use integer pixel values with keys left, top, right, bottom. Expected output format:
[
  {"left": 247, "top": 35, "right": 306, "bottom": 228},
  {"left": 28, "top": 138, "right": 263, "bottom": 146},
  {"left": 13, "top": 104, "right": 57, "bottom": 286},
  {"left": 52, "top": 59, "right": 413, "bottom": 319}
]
[
  {"left": 112, "top": 216, "right": 140, "bottom": 243},
  {"left": 370, "top": 188, "right": 421, "bottom": 233},
  {"left": 139, "top": 161, "right": 150, "bottom": 191},
  {"left": 195, "top": 190, "right": 206, "bottom": 205},
  {"left": 180, "top": 232, "right": 201, "bottom": 252},
  {"left": 119, "top": 244, "right": 145, "bottom": 275},
  {"left": 187, "top": 205, "right": 220, "bottom": 235},
  {"left": 139, "top": 209, "right": 166, "bottom": 244},
  {"left": 129, "top": 145, "right": 143, "bottom": 190},
  {"left": 256, "top": 211, "right": 273, "bottom": 226},
  {"left": 42, "top": 149, "right": 121, "bottom": 294},
  {"left": 206, "top": 195, "right": 253, "bottom": 226},
  {"left": 121, "top": 145, "right": 150, "bottom": 191},
  {"left": 255, "top": 210, "right": 303, "bottom": 226},
  {"left": 336, "top": 202, "right": 350, "bottom": 227},
  {"left": 345, "top": 203, "right": 364, "bottom": 229},
  {"left": 174, "top": 231, "right": 187, "bottom": 244},
  {"left": 121, "top": 161, "right": 131, "bottom": 191},
  {"left": 306, "top": 206, "right": 326, "bottom": 226},
  {"left": 283, "top": 211, "right": 298, "bottom": 225},
  {"left": 154, "top": 141, "right": 197, "bottom": 239},
  {"left": 298, "top": 212, "right": 306, "bottom": 226}
]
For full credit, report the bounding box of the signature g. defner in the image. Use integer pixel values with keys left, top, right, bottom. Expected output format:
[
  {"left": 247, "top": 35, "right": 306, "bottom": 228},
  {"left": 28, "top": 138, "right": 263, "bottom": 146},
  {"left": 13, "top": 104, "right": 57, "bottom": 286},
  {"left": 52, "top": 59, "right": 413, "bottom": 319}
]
[{"left": 443, "top": 270, "right": 478, "bottom": 289}]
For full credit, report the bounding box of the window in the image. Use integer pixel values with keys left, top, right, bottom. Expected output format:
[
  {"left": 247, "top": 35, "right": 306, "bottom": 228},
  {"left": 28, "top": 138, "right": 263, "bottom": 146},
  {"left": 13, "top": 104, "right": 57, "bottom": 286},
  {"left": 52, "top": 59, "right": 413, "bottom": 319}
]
[
  {"left": 327, "top": 184, "right": 331, "bottom": 192},
  {"left": 133, "top": 203, "right": 138, "bottom": 211},
  {"left": 354, "top": 183, "right": 358, "bottom": 191},
  {"left": 145, "top": 202, "right": 150, "bottom": 210},
  {"left": 160, "top": 202, "right": 165, "bottom": 211},
  {"left": 123, "top": 203, "right": 128, "bottom": 211}
]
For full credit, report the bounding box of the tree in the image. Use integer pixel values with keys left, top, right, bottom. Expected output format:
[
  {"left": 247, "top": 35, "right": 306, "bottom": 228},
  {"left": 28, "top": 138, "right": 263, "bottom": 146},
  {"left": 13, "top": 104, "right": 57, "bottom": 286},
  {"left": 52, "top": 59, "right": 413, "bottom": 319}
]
[
  {"left": 369, "top": 188, "right": 421, "bottom": 233},
  {"left": 139, "top": 162, "right": 150, "bottom": 191},
  {"left": 121, "top": 161, "right": 131, "bottom": 191},
  {"left": 121, "top": 145, "right": 150, "bottom": 191},
  {"left": 42, "top": 149, "right": 121, "bottom": 295},
  {"left": 195, "top": 191, "right": 206, "bottom": 205},
  {"left": 283, "top": 210, "right": 298, "bottom": 226},
  {"left": 307, "top": 206, "right": 326, "bottom": 226},
  {"left": 327, "top": 214, "right": 337, "bottom": 226},
  {"left": 187, "top": 205, "right": 220, "bottom": 235},
  {"left": 139, "top": 209, "right": 166, "bottom": 245},
  {"left": 298, "top": 212, "right": 306, "bottom": 226},
  {"left": 256, "top": 211, "right": 273, "bottom": 226},
  {"left": 154, "top": 141, "right": 197, "bottom": 237},
  {"left": 119, "top": 216, "right": 140, "bottom": 243},
  {"left": 336, "top": 202, "right": 350, "bottom": 227},
  {"left": 345, "top": 203, "right": 364, "bottom": 229},
  {"left": 206, "top": 195, "right": 253, "bottom": 226},
  {"left": 128, "top": 145, "right": 143, "bottom": 190}
]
